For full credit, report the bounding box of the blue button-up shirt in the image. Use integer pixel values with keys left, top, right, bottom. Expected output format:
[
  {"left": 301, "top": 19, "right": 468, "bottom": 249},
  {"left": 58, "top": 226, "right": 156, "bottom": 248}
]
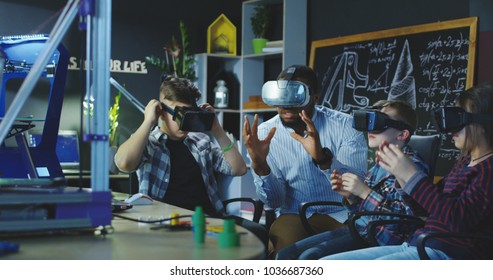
[{"left": 251, "top": 105, "right": 368, "bottom": 222}]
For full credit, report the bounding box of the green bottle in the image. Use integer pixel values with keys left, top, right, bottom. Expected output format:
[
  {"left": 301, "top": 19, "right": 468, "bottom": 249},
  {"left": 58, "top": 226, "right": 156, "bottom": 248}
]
[
  {"left": 192, "top": 206, "right": 205, "bottom": 244},
  {"left": 218, "top": 219, "right": 240, "bottom": 247}
]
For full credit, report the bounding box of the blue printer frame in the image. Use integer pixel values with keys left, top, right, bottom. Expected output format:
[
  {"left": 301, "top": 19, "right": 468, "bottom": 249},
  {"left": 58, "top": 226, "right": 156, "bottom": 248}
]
[
  {"left": 0, "top": 0, "right": 112, "bottom": 233},
  {"left": 0, "top": 34, "right": 67, "bottom": 179}
]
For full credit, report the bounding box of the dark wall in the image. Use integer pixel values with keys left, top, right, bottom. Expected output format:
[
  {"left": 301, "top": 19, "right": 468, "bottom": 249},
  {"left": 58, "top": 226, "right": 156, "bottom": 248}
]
[
  {"left": 470, "top": 0, "right": 493, "bottom": 84},
  {"left": 309, "top": 0, "right": 470, "bottom": 41}
]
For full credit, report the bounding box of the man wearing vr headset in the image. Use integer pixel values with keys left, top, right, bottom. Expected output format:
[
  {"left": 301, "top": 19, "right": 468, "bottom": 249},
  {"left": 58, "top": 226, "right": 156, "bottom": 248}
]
[
  {"left": 278, "top": 100, "right": 428, "bottom": 260},
  {"left": 243, "top": 65, "right": 367, "bottom": 257},
  {"left": 115, "top": 76, "right": 268, "bottom": 242},
  {"left": 323, "top": 82, "right": 493, "bottom": 260}
]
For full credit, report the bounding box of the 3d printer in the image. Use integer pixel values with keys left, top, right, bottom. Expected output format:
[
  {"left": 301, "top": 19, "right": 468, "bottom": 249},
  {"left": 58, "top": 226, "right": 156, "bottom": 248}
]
[{"left": 0, "top": 1, "right": 113, "bottom": 234}]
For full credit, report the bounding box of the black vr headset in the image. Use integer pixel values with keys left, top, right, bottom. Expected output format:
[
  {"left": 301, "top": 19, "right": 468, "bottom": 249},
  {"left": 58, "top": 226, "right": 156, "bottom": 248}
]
[
  {"left": 353, "top": 109, "right": 415, "bottom": 134},
  {"left": 160, "top": 102, "right": 215, "bottom": 132},
  {"left": 431, "top": 106, "right": 493, "bottom": 133}
]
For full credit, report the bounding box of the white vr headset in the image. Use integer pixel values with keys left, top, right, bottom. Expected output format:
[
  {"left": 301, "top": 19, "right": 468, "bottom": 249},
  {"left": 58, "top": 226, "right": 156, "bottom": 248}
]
[{"left": 261, "top": 66, "right": 311, "bottom": 108}]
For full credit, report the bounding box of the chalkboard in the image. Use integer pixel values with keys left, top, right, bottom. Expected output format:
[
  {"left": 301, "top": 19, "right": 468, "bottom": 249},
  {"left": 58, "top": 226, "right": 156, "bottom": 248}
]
[{"left": 309, "top": 17, "right": 478, "bottom": 178}]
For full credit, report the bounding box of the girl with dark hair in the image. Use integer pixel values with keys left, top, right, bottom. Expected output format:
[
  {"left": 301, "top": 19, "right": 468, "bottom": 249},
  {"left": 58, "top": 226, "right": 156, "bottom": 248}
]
[{"left": 322, "top": 82, "right": 493, "bottom": 260}]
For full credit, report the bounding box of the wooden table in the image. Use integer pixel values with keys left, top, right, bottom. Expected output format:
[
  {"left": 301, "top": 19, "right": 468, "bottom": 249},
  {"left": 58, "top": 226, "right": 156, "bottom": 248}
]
[{"left": 1, "top": 193, "right": 265, "bottom": 260}]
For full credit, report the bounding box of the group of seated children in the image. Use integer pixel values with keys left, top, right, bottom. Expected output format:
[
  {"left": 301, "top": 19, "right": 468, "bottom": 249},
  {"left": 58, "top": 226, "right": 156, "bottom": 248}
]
[
  {"left": 282, "top": 82, "right": 493, "bottom": 260},
  {"left": 115, "top": 64, "right": 493, "bottom": 260}
]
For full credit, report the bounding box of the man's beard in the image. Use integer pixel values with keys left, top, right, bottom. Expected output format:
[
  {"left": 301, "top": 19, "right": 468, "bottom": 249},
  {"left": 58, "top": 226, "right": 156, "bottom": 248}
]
[{"left": 280, "top": 116, "right": 306, "bottom": 132}]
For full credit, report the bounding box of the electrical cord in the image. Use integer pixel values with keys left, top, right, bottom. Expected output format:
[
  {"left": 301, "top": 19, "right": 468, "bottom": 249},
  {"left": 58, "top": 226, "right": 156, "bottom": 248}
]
[
  {"left": 112, "top": 213, "right": 199, "bottom": 231},
  {"left": 112, "top": 213, "right": 194, "bottom": 224}
]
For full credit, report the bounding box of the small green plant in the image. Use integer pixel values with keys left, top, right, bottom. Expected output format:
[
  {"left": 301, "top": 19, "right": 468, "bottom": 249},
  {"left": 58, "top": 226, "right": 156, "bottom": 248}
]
[
  {"left": 83, "top": 89, "right": 122, "bottom": 147},
  {"left": 109, "top": 90, "right": 121, "bottom": 147},
  {"left": 145, "top": 20, "right": 196, "bottom": 81},
  {"left": 250, "top": 5, "right": 270, "bottom": 38}
]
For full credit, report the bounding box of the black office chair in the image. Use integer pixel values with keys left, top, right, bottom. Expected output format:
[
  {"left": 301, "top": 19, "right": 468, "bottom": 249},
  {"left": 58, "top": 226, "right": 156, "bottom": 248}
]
[
  {"left": 222, "top": 197, "right": 264, "bottom": 223},
  {"left": 340, "top": 135, "right": 442, "bottom": 249},
  {"left": 416, "top": 231, "right": 493, "bottom": 259},
  {"left": 223, "top": 197, "right": 269, "bottom": 258},
  {"left": 347, "top": 211, "right": 425, "bottom": 246},
  {"left": 298, "top": 134, "right": 441, "bottom": 236},
  {"left": 334, "top": 212, "right": 493, "bottom": 260},
  {"left": 299, "top": 201, "right": 344, "bottom": 235},
  {"left": 407, "top": 134, "right": 441, "bottom": 178}
]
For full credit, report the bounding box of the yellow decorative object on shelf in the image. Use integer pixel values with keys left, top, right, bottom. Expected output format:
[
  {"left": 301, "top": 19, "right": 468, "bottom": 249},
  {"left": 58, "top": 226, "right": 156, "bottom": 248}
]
[{"left": 207, "top": 14, "right": 237, "bottom": 55}]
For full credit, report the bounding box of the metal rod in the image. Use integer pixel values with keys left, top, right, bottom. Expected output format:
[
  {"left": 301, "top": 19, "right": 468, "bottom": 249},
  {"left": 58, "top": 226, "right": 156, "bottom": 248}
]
[
  {"left": 109, "top": 77, "right": 145, "bottom": 113},
  {"left": 90, "top": 0, "right": 112, "bottom": 192}
]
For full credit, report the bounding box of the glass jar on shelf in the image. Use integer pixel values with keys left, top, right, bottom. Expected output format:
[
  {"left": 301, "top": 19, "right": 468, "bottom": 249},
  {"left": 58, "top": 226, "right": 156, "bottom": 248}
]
[{"left": 213, "top": 80, "right": 229, "bottom": 108}]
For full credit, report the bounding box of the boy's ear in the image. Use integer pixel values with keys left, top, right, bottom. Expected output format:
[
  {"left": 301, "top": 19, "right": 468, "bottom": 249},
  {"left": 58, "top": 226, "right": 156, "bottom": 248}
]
[{"left": 398, "top": 129, "right": 411, "bottom": 141}]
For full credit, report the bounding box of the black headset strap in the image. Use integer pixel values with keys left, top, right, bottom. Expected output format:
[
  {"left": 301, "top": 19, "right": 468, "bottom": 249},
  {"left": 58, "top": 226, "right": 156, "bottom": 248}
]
[
  {"left": 160, "top": 102, "right": 177, "bottom": 120},
  {"left": 385, "top": 118, "right": 415, "bottom": 134},
  {"left": 467, "top": 112, "right": 493, "bottom": 125},
  {"left": 281, "top": 66, "right": 297, "bottom": 81}
]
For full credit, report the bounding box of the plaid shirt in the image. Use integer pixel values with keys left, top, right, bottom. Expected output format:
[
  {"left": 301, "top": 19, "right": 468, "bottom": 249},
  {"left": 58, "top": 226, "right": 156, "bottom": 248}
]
[
  {"left": 135, "top": 127, "right": 234, "bottom": 215},
  {"left": 344, "top": 145, "right": 429, "bottom": 245}
]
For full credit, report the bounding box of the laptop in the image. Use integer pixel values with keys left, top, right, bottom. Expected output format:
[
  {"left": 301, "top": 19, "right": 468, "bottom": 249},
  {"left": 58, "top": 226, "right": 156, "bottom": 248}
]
[
  {"left": 29, "top": 130, "right": 85, "bottom": 173},
  {"left": 55, "top": 130, "right": 81, "bottom": 170}
]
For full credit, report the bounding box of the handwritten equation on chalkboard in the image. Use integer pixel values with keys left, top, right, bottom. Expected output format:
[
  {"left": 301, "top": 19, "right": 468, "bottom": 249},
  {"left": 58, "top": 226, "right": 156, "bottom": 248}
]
[{"left": 310, "top": 17, "right": 477, "bottom": 177}]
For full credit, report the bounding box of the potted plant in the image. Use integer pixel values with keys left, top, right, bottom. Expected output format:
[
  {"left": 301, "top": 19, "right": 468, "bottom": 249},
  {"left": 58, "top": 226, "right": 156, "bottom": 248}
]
[
  {"left": 250, "top": 4, "right": 270, "bottom": 54},
  {"left": 145, "top": 20, "right": 197, "bottom": 81}
]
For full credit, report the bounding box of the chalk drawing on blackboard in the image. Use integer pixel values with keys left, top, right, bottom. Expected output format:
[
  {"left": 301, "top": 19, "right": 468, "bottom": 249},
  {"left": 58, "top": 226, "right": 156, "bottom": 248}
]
[
  {"left": 321, "top": 40, "right": 418, "bottom": 112},
  {"left": 367, "top": 63, "right": 390, "bottom": 93},
  {"left": 388, "top": 40, "right": 417, "bottom": 109},
  {"left": 320, "top": 52, "right": 369, "bottom": 112}
]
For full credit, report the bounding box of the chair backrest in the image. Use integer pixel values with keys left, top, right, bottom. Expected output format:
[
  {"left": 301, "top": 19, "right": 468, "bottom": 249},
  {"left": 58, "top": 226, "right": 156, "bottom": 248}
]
[{"left": 408, "top": 134, "right": 441, "bottom": 178}]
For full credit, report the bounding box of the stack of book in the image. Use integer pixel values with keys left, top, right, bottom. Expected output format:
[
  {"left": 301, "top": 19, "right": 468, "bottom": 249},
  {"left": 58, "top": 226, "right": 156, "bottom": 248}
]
[
  {"left": 262, "top": 40, "right": 283, "bottom": 53},
  {"left": 243, "top": 95, "right": 274, "bottom": 109}
]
